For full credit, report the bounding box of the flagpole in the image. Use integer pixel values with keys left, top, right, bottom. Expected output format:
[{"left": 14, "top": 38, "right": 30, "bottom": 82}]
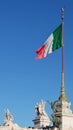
[
  {"left": 59, "top": 8, "right": 67, "bottom": 101},
  {"left": 62, "top": 8, "right": 64, "bottom": 74}
]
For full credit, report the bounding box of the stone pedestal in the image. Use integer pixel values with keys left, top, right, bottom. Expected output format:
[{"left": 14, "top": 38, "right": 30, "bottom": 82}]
[
  {"left": 50, "top": 99, "right": 73, "bottom": 130},
  {"left": 33, "top": 114, "right": 50, "bottom": 128},
  {"left": 62, "top": 101, "right": 73, "bottom": 130}
]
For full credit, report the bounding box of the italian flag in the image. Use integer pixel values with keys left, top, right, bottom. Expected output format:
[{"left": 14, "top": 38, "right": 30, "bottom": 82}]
[{"left": 36, "top": 24, "right": 62, "bottom": 59}]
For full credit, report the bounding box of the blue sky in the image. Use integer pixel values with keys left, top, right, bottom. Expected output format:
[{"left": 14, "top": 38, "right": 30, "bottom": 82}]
[{"left": 0, "top": 0, "right": 73, "bottom": 127}]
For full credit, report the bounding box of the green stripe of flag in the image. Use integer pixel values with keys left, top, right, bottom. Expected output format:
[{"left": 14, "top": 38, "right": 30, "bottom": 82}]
[{"left": 52, "top": 24, "right": 62, "bottom": 51}]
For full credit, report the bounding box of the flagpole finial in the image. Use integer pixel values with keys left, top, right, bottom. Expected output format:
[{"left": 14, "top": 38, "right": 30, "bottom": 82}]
[
  {"left": 61, "top": 7, "right": 64, "bottom": 12},
  {"left": 61, "top": 8, "right": 64, "bottom": 20}
]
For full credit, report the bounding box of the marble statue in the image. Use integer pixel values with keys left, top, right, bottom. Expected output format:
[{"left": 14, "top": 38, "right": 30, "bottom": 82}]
[
  {"left": 35, "top": 100, "right": 47, "bottom": 117},
  {"left": 3, "top": 109, "right": 13, "bottom": 126}
]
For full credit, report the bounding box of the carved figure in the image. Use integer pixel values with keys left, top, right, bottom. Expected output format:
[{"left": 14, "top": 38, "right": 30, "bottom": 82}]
[
  {"left": 48, "top": 100, "right": 59, "bottom": 113},
  {"left": 3, "top": 109, "right": 13, "bottom": 126},
  {"left": 5, "top": 109, "right": 13, "bottom": 121},
  {"left": 35, "top": 100, "right": 47, "bottom": 117}
]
